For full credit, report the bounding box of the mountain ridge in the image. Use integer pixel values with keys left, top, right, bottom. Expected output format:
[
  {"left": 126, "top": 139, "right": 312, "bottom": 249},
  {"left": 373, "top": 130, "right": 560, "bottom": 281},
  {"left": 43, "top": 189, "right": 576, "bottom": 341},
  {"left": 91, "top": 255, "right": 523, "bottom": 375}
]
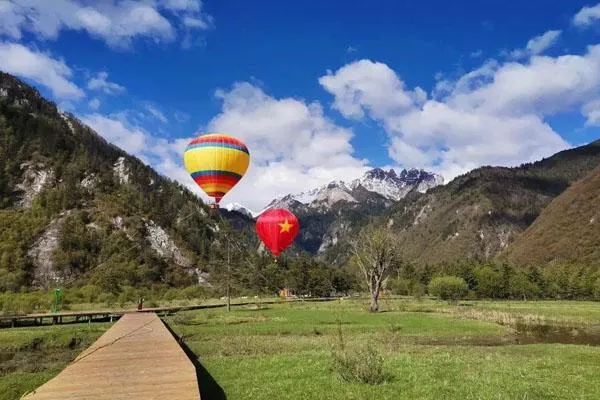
[{"left": 0, "top": 71, "right": 257, "bottom": 291}]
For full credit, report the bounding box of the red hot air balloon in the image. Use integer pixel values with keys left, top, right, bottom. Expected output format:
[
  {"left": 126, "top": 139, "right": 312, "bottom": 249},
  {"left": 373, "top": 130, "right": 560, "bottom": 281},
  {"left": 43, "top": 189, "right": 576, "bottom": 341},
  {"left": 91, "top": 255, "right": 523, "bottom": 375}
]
[{"left": 256, "top": 209, "right": 300, "bottom": 257}]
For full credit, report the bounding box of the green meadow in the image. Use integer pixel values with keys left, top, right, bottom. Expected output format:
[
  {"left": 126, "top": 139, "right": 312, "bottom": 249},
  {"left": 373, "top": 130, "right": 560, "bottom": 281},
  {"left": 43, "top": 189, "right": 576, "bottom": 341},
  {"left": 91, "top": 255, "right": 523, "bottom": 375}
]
[{"left": 1, "top": 298, "right": 600, "bottom": 400}]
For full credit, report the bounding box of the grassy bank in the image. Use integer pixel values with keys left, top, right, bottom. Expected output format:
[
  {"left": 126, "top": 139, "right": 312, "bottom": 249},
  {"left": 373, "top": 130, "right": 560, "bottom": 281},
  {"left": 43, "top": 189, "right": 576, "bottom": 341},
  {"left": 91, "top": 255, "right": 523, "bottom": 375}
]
[{"left": 1, "top": 298, "right": 599, "bottom": 400}]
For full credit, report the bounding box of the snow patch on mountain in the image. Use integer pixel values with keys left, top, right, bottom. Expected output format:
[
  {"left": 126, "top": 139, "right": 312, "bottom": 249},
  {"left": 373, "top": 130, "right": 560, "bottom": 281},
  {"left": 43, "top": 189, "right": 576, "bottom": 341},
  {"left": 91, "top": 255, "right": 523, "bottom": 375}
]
[
  {"left": 223, "top": 202, "right": 256, "bottom": 218},
  {"left": 350, "top": 168, "right": 443, "bottom": 200},
  {"left": 312, "top": 185, "right": 357, "bottom": 208}
]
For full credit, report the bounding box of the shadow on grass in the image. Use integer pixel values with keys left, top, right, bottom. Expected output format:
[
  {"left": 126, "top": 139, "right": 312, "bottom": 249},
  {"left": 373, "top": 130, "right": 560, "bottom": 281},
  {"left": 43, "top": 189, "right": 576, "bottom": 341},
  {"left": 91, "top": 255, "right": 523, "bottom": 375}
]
[{"left": 162, "top": 320, "right": 227, "bottom": 400}]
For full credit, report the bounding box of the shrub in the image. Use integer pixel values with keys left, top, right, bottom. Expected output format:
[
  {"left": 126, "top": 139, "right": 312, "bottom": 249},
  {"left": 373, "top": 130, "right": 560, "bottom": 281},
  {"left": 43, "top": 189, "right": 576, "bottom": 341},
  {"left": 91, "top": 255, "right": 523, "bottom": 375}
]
[
  {"left": 387, "top": 278, "right": 411, "bottom": 296},
  {"left": 97, "top": 292, "right": 116, "bottom": 308},
  {"left": 331, "top": 322, "right": 388, "bottom": 385},
  {"left": 428, "top": 275, "right": 468, "bottom": 301}
]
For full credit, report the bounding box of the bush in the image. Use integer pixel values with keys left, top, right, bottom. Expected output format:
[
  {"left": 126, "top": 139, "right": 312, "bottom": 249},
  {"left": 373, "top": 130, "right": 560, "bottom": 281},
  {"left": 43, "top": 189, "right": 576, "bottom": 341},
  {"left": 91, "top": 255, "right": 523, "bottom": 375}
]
[
  {"left": 97, "top": 292, "right": 116, "bottom": 308},
  {"left": 331, "top": 323, "right": 388, "bottom": 385},
  {"left": 428, "top": 275, "right": 468, "bottom": 301},
  {"left": 387, "top": 278, "right": 411, "bottom": 296}
]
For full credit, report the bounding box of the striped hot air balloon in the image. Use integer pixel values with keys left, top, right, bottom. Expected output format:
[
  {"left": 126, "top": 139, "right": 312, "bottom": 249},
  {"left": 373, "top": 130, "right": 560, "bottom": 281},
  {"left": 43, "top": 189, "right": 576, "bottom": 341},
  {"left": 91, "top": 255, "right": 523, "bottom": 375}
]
[{"left": 183, "top": 133, "right": 250, "bottom": 206}]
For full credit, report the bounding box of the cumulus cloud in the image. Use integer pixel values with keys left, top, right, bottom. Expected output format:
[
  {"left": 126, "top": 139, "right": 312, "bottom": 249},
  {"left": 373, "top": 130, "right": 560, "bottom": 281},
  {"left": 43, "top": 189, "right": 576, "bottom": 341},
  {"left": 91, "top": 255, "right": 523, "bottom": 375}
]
[
  {"left": 88, "top": 98, "right": 100, "bottom": 110},
  {"left": 319, "top": 36, "right": 600, "bottom": 181},
  {"left": 573, "top": 2, "right": 600, "bottom": 27},
  {"left": 78, "top": 83, "right": 369, "bottom": 211},
  {"left": 0, "top": 42, "right": 84, "bottom": 99},
  {"left": 207, "top": 82, "right": 370, "bottom": 210},
  {"left": 318, "top": 59, "right": 424, "bottom": 120},
  {"left": 583, "top": 99, "right": 600, "bottom": 126},
  {"left": 0, "top": 0, "right": 213, "bottom": 48},
  {"left": 87, "top": 71, "right": 126, "bottom": 94}
]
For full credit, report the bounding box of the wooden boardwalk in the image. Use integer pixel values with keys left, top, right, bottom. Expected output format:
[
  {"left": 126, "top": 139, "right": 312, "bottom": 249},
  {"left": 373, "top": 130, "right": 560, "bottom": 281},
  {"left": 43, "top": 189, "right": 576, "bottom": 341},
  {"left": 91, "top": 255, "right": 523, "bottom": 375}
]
[
  {"left": 23, "top": 312, "right": 200, "bottom": 400},
  {"left": 1, "top": 297, "right": 337, "bottom": 328}
]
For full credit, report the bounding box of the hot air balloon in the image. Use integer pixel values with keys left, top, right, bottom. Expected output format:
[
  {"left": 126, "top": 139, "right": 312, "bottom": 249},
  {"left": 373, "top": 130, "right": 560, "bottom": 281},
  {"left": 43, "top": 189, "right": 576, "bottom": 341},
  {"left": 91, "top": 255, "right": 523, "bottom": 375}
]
[
  {"left": 183, "top": 133, "right": 250, "bottom": 207},
  {"left": 256, "top": 208, "right": 300, "bottom": 257}
]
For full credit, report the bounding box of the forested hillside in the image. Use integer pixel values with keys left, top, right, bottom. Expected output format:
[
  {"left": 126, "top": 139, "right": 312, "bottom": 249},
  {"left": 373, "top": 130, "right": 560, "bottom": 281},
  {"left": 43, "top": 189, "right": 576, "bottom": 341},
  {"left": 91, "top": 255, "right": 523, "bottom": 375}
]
[
  {"left": 365, "top": 140, "right": 600, "bottom": 266},
  {"left": 0, "top": 72, "right": 257, "bottom": 293},
  {"left": 504, "top": 164, "right": 600, "bottom": 266}
]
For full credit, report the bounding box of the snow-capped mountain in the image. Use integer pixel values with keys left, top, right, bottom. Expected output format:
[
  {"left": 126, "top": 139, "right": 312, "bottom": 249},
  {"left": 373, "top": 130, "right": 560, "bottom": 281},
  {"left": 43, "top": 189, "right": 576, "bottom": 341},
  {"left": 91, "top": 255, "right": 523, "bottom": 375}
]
[
  {"left": 222, "top": 202, "right": 257, "bottom": 218},
  {"left": 263, "top": 168, "right": 443, "bottom": 212}
]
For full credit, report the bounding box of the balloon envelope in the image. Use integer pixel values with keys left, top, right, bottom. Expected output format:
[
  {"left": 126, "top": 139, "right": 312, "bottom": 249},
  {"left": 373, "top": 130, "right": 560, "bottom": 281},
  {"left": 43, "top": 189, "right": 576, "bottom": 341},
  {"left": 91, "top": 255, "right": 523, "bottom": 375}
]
[
  {"left": 183, "top": 133, "right": 250, "bottom": 204},
  {"left": 256, "top": 208, "right": 300, "bottom": 256}
]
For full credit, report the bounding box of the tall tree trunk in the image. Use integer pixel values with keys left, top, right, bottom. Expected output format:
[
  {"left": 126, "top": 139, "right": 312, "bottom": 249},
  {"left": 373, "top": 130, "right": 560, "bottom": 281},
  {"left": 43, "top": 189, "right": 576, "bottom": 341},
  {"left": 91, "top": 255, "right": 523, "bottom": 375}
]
[{"left": 369, "top": 288, "right": 380, "bottom": 312}]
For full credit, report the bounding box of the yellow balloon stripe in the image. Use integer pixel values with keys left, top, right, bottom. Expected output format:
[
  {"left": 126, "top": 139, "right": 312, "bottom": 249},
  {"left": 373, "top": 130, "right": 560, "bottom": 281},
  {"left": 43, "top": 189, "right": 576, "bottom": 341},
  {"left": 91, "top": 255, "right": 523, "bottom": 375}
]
[{"left": 184, "top": 146, "right": 250, "bottom": 176}]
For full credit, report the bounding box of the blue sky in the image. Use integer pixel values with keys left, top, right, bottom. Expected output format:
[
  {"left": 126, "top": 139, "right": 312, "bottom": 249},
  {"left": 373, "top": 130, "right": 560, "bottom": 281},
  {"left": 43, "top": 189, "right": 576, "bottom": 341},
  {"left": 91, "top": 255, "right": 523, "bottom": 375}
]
[{"left": 1, "top": 0, "right": 600, "bottom": 210}]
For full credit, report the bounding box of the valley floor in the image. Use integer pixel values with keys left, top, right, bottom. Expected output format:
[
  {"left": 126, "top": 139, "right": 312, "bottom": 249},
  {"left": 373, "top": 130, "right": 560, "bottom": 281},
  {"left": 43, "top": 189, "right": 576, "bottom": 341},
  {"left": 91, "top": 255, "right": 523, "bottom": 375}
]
[{"left": 1, "top": 298, "right": 600, "bottom": 400}]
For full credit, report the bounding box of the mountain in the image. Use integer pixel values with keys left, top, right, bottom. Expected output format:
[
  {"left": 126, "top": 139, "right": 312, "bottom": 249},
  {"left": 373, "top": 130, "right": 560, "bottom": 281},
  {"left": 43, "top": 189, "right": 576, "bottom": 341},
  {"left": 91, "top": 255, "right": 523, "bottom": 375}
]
[
  {"left": 222, "top": 202, "right": 256, "bottom": 219},
  {"left": 264, "top": 168, "right": 442, "bottom": 212},
  {"left": 374, "top": 140, "right": 600, "bottom": 266},
  {"left": 259, "top": 168, "right": 443, "bottom": 257},
  {"left": 503, "top": 164, "right": 600, "bottom": 266},
  {"left": 0, "top": 72, "right": 256, "bottom": 292}
]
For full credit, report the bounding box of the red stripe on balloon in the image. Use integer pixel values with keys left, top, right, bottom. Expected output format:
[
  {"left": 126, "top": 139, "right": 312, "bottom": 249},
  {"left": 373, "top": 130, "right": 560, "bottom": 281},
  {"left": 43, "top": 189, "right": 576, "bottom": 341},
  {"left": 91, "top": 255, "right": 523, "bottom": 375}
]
[
  {"left": 189, "top": 135, "right": 248, "bottom": 149},
  {"left": 193, "top": 174, "right": 240, "bottom": 186}
]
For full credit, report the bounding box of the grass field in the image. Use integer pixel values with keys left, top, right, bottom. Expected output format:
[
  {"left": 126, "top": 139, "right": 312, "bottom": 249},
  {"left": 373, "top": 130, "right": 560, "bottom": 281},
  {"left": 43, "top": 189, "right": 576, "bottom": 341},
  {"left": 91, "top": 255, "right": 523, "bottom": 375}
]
[{"left": 1, "top": 298, "right": 599, "bottom": 399}]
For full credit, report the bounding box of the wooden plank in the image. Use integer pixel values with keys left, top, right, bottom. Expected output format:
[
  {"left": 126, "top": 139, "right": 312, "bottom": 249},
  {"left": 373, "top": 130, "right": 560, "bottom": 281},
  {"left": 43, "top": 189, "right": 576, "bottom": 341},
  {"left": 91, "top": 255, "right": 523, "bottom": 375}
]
[{"left": 23, "top": 313, "right": 200, "bottom": 400}]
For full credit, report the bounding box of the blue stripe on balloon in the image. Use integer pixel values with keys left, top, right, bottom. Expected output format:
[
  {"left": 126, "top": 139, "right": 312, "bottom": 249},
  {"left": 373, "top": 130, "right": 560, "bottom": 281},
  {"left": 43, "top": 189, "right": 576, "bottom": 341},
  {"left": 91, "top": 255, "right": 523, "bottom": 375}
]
[
  {"left": 190, "top": 170, "right": 243, "bottom": 179},
  {"left": 186, "top": 142, "right": 249, "bottom": 154}
]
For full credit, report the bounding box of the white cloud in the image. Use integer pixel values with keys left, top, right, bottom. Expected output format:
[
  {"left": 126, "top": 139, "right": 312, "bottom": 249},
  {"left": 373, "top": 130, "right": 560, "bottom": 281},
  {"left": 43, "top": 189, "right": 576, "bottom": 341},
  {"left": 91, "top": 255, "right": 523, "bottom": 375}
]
[
  {"left": 583, "top": 99, "right": 600, "bottom": 126},
  {"left": 470, "top": 49, "right": 483, "bottom": 58},
  {"left": 88, "top": 98, "right": 100, "bottom": 110},
  {"left": 318, "top": 59, "right": 424, "bottom": 120},
  {"left": 0, "top": 0, "right": 213, "bottom": 48},
  {"left": 573, "top": 3, "right": 600, "bottom": 27},
  {"left": 82, "top": 113, "right": 148, "bottom": 155},
  {"left": 80, "top": 112, "right": 202, "bottom": 196},
  {"left": 450, "top": 45, "right": 600, "bottom": 116},
  {"left": 386, "top": 101, "right": 567, "bottom": 177},
  {"left": 0, "top": 42, "right": 84, "bottom": 99},
  {"left": 526, "top": 30, "right": 561, "bottom": 55},
  {"left": 76, "top": 83, "right": 371, "bottom": 211},
  {"left": 319, "top": 42, "right": 600, "bottom": 182},
  {"left": 206, "top": 82, "right": 370, "bottom": 210},
  {"left": 87, "top": 71, "right": 125, "bottom": 94},
  {"left": 174, "top": 110, "right": 190, "bottom": 123},
  {"left": 160, "top": 0, "right": 200, "bottom": 12},
  {"left": 509, "top": 30, "right": 561, "bottom": 59},
  {"left": 144, "top": 103, "right": 168, "bottom": 123}
]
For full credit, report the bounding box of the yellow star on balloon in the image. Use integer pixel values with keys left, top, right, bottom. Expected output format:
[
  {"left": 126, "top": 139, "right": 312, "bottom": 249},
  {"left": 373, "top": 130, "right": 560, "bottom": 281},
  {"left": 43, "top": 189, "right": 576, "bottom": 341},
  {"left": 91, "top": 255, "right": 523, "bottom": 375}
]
[{"left": 279, "top": 219, "right": 293, "bottom": 233}]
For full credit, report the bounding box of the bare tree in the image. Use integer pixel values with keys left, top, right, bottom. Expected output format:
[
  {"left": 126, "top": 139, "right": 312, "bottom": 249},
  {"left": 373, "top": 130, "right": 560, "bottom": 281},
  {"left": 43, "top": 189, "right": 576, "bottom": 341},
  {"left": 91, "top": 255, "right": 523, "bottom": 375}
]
[{"left": 348, "top": 225, "right": 399, "bottom": 312}]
